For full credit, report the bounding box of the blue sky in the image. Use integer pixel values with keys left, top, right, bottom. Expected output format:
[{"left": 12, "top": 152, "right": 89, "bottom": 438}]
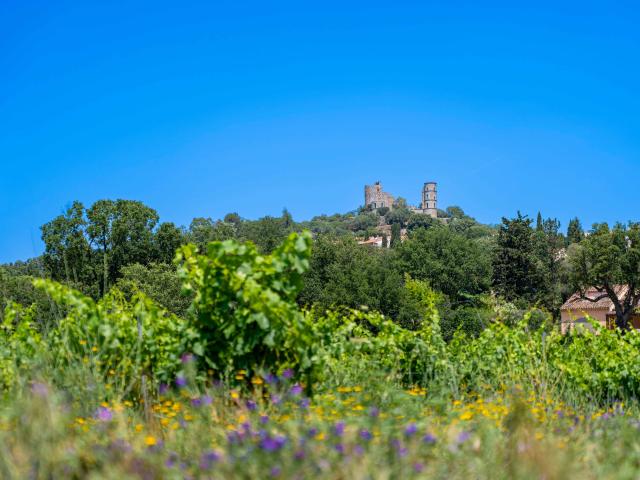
[{"left": 1, "top": 1, "right": 639, "bottom": 262}]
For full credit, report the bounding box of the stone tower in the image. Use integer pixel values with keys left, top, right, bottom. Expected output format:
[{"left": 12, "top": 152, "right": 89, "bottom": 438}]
[
  {"left": 422, "top": 182, "right": 437, "bottom": 218},
  {"left": 364, "top": 181, "right": 394, "bottom": 209}
]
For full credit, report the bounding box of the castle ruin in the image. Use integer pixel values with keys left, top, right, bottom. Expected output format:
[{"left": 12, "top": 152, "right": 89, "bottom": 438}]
[{"left": 364, "top": 181, "right": 438, "bottom": 219}]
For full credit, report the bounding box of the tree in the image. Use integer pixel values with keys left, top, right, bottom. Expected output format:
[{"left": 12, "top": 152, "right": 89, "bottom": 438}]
[
  {"left": 41, "top": 201, "right": 92, "bottom": 286},
  {"left": 390, "top": 223, "right": 401, "bottom": 248},
  {"left": 86, "top": 200, "right": 159, "bottom": 295},
  {"left": 406, "top": 213, "right": 437, "bottom": 232},
  {"left": 569, "top": 222, "right": 640, "bottom": 330},
  {"left": 492, "top": 213, "right": 541, "bottom": 304},
  {"left": 536, "top": 212, "right": 543, "bottom": 231},
  {"left": 567, "top": 217, "right": 584, "bottom": 245},
  {"left": 116, "top": 263, "right": 192, "bottom": 318},
  {"left": 299, "top": 235, "right": 404, "bottom": 319},
  {"left": 154, "top": 222, "right": 184, "bottom": 264},
  {"left": 397, "top": 227, "right": 492, "bottom": 302}
]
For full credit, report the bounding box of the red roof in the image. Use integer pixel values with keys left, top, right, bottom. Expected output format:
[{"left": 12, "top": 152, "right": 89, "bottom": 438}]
[{"left": 561, "top": 286, "right": 629, "bottom": 312}]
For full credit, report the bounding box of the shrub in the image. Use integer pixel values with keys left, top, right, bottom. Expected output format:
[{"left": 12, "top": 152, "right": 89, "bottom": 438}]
[{"left": 176, "top": 231, "right": 316, "bottom": 380}]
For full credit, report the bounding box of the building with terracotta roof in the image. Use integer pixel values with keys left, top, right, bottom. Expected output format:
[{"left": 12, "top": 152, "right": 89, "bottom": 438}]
[{"left": 560, "top": 285, "right": 640, "bottom": 333}]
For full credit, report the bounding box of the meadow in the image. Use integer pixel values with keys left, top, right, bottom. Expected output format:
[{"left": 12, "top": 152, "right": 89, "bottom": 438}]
[{"left": 2, "top": 232, "right": 640, "bottom": 479}]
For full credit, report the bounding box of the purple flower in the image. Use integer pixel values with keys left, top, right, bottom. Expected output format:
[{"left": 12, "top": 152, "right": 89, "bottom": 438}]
[
  {"left": 294, "top": 449, "right": 305, "bottom": 460},
  {"left": 159, "top": 383, "right": 169, "bottom": 395},
  {"left": 307, "top": 427, "right": 318, "bottom": 437},
  {"left": 270, "top": 466, "right": 281, "bottom": 477},
  {"left": 457, "top": 431, "right": 471, "bottom": 444},
  {"left": 423, "top": 433, "right": 437, "bottom": 445},
  {"left": 290, "top": 384, "right": 303, "bottom": 396},
  {"left": 354, "top": 445, "right": 365, "bottom": 455},
  {"left": 414, "top": 462, "right": 424, "bottom": 473},
  {"left": 404, "top": 423, "right": 418, "bottom": 437},
  {"left": 181, "top": 353, "right": 194, "bottom": 364},
  {"left": 199, "top": 450, "right": 220, "bottom": 469},
  {"left": 334, "top": 443, "right": 345, "bottom": 454},
  {"left": 260, "top": 435, "right": 287, "bottom": 452},
  {"left": 282, "top": 369, "right": 294, "bottom": 379},
  {"left": 369, "top": 406, "right": 380, "bottom": 418},
  {"left": 299, "top": 397, "right": 310, "bottom": 409},
  {"left": 246, "top": 399, "right": 257, "bottom": 411},
  {"left": 359, "top": 429, "right": 373, "bottom": 441},
  {"left": 202, "top": 395, "right": 212, "bottom": 405},
  {"left": 271, "top": 394, "right": 282, "bottom": 405},
  {"left": 95, "top": 406, "right": 113, "bottom": 422},
  {"left": 260, "top": 415, "right": 269, "bottom": 424},
  {"left": 30, "top": 382, "right": 48, "bottom": 397},
  {"left": 333, "top": 421, "right": 345, "bottom": 437},
  {"left": 191, "top": 397, "right": 202, "bottom": 407},
  {"left": 264, "top": 373, "right": 278, "bottom": 385},
  {"left": 175, "top": 376, "right": 187, "bottom": 388}
]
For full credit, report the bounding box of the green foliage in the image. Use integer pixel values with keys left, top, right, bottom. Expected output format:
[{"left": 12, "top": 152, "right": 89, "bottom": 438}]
[
  {"left": 299, "top": 235, "right": 405, "bottom": 319},
  {"left": 0, "top": 303, "right": 42, "bottom": 389},
  {"left": 397, "top": 227, "right": 492, "bottom": 302},
  {"left": 569, "top": 222, "right": 640, "bottom": 329},
  {"left": 492, "top": 213, "right": 541, "bottom": 305},
  {"left": 35, "top": 279, "right": 198, "bottom": 385},
  {"left": 176, "top": 231, "right": 316, "bottom": 379},
  {"left": 116, "top": 263, "right": 193, "bottom": 318}
]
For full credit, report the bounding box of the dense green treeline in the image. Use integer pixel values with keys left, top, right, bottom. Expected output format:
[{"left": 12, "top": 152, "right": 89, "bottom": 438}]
[{"left": 0, "top": 197, "right": 608, "bottom": 336}]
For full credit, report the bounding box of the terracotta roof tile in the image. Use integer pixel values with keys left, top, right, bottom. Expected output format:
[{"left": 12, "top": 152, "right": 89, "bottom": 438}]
[{"left": 561, "top": 285, "right": 628, "bottom": 312}]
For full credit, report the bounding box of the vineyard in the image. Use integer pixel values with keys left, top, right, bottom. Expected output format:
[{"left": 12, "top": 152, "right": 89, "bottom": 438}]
[{"left": 2, "top": 232, "right": 640, "bottom": 479}]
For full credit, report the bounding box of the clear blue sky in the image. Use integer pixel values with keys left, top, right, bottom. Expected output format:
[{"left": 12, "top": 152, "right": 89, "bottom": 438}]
[{"left": 1, "top": 1, "right": 639, "bottom": 263}]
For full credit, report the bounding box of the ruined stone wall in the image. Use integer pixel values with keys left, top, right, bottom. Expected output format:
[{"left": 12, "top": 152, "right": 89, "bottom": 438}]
[{"left": 364, "top": 182, "right": 394, "bottom": 209}]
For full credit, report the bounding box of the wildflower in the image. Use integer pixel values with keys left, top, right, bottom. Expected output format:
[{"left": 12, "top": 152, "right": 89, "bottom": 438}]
[
  {"left": 270, "top": 466, "right": 282, "bottom": 477},
  {"left": 414, "top": 462, "right": 425, "bottom": 473},
  {"left": 334, "top": 443, "right": 345, "bottom": 454},
  {"left": 307, "top": 427, "right": 318, "bottom": 437},
  {"left": 423, "top": 433, "right": 437, "bottom": 444},
  {"left": 175, "top": 376, "right": 187, "bottom": 388},
  {"left": 246, "top": 399, "right": 257, "bottom": 411},
  {"left": 135, "top": 423, "right": 144, "bottom": 432},
  {"left": 95, "top": 406, "right": 113, "bottom": 422},
  {"left": 202, "top": 395, "right": 213, "bottom": 405},
  {"left": 159, "top": 384, "right": 169, "bottom": 395},
  {"left": 251, "top": 377, "right": 264, "bottom": 385},
  {"left": 359, "top": 429, "right": 373, "bottom": 441},
  {"left": 369, "top": 406, "right": 380, "bottom": 418},
  {"left": 294, "top": 449, "right": 305, "bottom": 460},
  {"left": 145, "top": 435, "right": 157, "bottom": 446},
  {"left": 282, "top": 369, "right": 294, "bottom": 379},
  {"left": 181, "top": 353, "right": 194, "bottom": 364},
  {"left": 333, "top": 421, "right": 345, "bottom": 437},
  {"left": 260, "top": 414, "right": 269, "bottom": 424},
  {"left": 264, "top": 373, "right": 278, "bottom": 385},
  {"left": 191, "top": 397, "right": 203, "bottom": 408},
  {"left": 260, "top": 434, "right": 287, "bottom": 452},
  {"left": 230, "top": 391, "right": 240, "bottom": 400},
  {"left": 460, "top": 411, "right": 473, "bottom": 421},
  {"left": 30, "top": 382, "right": 48, "bottom": 398},
  {"left": 404, "top": 423, "right": 418, "bottom": 437},
  {"left": 457, "top": 431, "right": 471, "bottom": 444},
  {"left": 299, "top": 398, "right": 311, "bottom": 409},
  {"left": 354, "top": 445, "right": 365, "bottom": 455},
  {"left": 290, "top": 384, "right": 303, "bottom": 396}
]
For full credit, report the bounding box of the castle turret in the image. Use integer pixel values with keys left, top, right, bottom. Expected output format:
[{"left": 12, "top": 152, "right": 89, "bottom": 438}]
[{"left": 422, "top": 182, "right": 437, "bottom": 218}]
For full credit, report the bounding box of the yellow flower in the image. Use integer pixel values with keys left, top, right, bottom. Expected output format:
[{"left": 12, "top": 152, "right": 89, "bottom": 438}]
[
  {"left": 79, "top": 340, "right": 87, "bottom": 346},
  {"left": 91, "top": 346, "right": 98, "bottom": 352},
  {"left": 460, "top": 411, "right": 474, "bottom": 421},
  {"left": 135, "top": 424, "right": 144, "bottom": 432},
  {"left": 145, "top": 435, "right": 157, "bottom": 446},
  {"left": 251, "top": 377, "right": 264, "bottom": 385},
  {"left": 230, "top": 391, "right": 240, "bottom": 400},
  {"left": 160, "top": 418, "right": 170, "bottom": 427},
  {"left": 315, "top": 432, "right": 325, "bottom": 441}
]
